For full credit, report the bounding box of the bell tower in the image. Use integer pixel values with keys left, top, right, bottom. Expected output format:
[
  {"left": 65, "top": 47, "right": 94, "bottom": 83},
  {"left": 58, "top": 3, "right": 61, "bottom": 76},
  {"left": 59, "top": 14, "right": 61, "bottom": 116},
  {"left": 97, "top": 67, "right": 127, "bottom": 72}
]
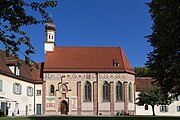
[{"left": 44, "top": 17, "right": 56, "bottom": 54}]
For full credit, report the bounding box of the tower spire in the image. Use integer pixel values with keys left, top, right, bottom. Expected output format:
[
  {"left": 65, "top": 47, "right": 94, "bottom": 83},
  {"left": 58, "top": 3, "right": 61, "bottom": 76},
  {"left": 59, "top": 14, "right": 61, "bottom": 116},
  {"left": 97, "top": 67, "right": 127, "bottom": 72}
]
[{"left": 44, "top": 16, "right": 56, "bottom": 54}]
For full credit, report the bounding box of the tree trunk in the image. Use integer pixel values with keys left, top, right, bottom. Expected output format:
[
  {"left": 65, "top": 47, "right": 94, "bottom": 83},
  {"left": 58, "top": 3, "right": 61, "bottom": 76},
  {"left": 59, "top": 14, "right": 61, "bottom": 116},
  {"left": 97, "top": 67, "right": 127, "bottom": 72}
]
[{"left": 151, "top": 105, "right": 156, "bottom": 116}]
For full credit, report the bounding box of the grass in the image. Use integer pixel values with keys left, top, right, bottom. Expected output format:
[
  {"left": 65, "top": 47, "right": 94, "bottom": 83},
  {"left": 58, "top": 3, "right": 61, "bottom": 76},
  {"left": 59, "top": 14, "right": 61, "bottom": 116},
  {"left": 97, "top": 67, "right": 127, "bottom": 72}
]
[{"left": 0, "top": 116, "right": 180, "bottom": 120}]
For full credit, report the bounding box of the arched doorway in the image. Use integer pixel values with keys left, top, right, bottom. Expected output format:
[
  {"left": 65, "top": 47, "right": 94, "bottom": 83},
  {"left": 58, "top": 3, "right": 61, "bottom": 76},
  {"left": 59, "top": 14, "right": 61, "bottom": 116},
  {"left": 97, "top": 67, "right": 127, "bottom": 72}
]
[{"left": 60, "top": 100, "right": 68, "bottom": 115}]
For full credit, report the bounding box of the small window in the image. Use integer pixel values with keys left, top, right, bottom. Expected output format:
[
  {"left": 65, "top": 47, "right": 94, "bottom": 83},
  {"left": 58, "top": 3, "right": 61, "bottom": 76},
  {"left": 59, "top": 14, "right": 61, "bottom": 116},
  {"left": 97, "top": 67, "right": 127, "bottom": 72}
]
[
  {"left": 145, "top": 104, "right": 148, "bottom": 110},
  {"left": 49, "top": 84, "right": 55, "bottom": 96},
  {"left": 27, "top": 86, "right": 33, "bottom": 96},
  {"left": 8, "top": 66, "right": 20, "bottom": 75},
  {"left": 0, "top": 80, "right": 2, "bottom": 91},
  {"left": 13, "top": 83, "right": 22, "bottom": 94},
  {"left": 49, "top": 35, "right": 50, "bottom": 39},
  {"left": 52, "top": 35, "right": 53, "bottom": 39},
  {"left": 174, "top": 95, "right": 180, "bottom": 101},
  {"left": 29, "top": 104, "right": 32, "bottom": 111},
  {"left": 177, "top": 106, "right": 180, "bottom": 112},
  {"left": 60, "top": 84, "right": 68, "bottom": 93},
  {"left": 36, "top": 90, "right": 41, "bottom": 96},
  {"left": 160, "top": 105, "right": 168, "bottom": 112},
  {"left": 113, "top": 59, "right": 119, "bottom": 67},
  {"left": 15, "top": 67, "right": 20, "bottom": 76},
  {"left": 8, "top": 66, "right": 15, "bottom": 74}
]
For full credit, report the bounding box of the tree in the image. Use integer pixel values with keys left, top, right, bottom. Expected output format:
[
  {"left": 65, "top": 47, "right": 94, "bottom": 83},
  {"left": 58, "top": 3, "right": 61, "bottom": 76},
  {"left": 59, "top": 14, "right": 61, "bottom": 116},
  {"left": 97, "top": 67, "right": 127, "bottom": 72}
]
[
  {"left": 136, "top": 85, "right": 171, "bottom": 116},
  {"left": 0, "top": 0, "right": 57, "bottom": 70},
  {"left": 133, "top": 66, "right": 154, "bottom": 77},
  {"left": 146, "top": 0, "right": 180, "bottom": 95}
]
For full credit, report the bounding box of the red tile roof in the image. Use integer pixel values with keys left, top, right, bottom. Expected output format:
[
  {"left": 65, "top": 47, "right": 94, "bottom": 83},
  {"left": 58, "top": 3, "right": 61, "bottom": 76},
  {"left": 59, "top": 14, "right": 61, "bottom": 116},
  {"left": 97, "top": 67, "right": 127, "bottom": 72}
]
[
  {"left": 0, "top": 49, "right": 43, "bottom": 83},
  {"left": 135, "top": 77, "right": 155, "bottom": 91},
  {"left": 0, "top": 50, "right": 12, "bottom": 74},
  {"left": 44, "top": 47, "right": 134, "bottom": 74}
]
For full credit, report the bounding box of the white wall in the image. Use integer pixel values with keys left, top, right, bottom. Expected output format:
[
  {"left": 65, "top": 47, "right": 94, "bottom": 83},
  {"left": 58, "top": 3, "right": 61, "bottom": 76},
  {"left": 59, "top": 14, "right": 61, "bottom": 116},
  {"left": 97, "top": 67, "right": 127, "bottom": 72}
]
[
  {"left": 136, "top": 92, "right": 180, "bottom": 116},
  {"left": 34, "top": 84, "right": 43, "bottom": 115},
  {"left": 0, "top": 74, "right": 35, "bottom": 116}
]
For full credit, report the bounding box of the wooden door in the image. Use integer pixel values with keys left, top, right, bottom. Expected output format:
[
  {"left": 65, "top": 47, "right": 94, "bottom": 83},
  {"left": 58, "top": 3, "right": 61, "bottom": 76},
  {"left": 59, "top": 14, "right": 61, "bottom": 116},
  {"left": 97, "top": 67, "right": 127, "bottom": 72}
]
[{"left": 61, "top": 101, "right": 67, "bottom": 115}]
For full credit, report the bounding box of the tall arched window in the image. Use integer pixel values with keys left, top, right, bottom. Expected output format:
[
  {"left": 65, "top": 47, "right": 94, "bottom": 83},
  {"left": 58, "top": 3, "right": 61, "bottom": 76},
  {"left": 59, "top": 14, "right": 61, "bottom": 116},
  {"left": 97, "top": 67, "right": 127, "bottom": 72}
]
[
  {"left": 84, "top": 81, "right": 91, "bottom": 101},
  {"left": 129, "top": 82, "right": 133, "bottom": 102},
  {"left": 116, "top": 81, "right": 123, "bottom": 101},
  {"left": 50, "top": 84, "right": 55, "bottom": 96},
  {"left": 103, "top": 81, "right": 110, "bottom": 101}
]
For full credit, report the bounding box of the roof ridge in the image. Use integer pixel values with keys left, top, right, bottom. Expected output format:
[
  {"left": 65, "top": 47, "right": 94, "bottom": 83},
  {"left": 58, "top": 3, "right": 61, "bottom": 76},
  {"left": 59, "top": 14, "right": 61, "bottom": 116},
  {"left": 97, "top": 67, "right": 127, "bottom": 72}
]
[
  {"left": 55, "top": 46, "right": 122, "bottom": 48},
  {"left": 119, "top": 47, "right": 126, "bottom": 71}
]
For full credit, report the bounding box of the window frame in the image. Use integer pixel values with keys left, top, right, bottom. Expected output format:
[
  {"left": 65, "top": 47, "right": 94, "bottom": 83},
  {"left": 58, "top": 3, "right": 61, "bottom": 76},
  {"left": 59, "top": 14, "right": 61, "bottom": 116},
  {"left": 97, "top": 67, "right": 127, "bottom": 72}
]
[
  {"left": 102, "top": 81, "right": 110, "bottom": 102},
  {"left": 84, "top": 81, "right": 92, "bottom": 102},
  {"left": 128, "top": 82, "right": 133, "bottom": 102},
  {"left": 116, "top": 81, "right": 123, "bottom": 101},
  {"left": 49, "top": 84, "right": 55, "bottom": 96},
  {"left": 36, "top": 90, "right": 41, "bottom": 96},
  {"left": 13, "top": 83, "right": 22, "bottom": 94},
  {"left": 27, "top": 86, "right": 33, "bottom": 96},
  {"left": 177, "top": 106, "right": 180, "bottom": 112},
  {"left": 160, "top": 105, "right": 168, "bottom": 112},
  {"left": 15, "top": 66, "right": 20, "bottom": 76}
]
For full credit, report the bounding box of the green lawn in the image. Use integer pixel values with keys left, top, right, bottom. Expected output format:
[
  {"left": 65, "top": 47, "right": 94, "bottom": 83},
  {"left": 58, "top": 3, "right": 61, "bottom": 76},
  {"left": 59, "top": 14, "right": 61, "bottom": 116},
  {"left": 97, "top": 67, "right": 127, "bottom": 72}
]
[{"left": 0, "top": 116, "right": 180, "bottom": 120}]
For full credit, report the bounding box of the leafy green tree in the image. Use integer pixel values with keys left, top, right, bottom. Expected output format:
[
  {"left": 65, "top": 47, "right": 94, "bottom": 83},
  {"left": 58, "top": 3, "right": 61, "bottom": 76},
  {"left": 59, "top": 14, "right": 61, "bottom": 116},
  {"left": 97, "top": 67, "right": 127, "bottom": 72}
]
[
  {"left": 0, "top": 0, "right": 57, "bottom": 70},
  {"left": 136, "top": 85, "right": 171, "bottom": 116},
  {"left": 146, "top": 0, "right": 180, "bottom": 95},
  {"left": 133, "top": 67, "right": 154, "bottom": 77}
]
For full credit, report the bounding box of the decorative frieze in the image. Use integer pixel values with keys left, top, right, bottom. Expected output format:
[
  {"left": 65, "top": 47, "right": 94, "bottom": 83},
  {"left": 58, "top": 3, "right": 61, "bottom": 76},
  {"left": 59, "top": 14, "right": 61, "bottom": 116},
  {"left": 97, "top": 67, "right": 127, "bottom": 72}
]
[
  {"left": 99, "top": 73, "right": 134, "bottom": 80},
  {"left": 44, "top": 73, "right": 96, "bottom": 80},
  {"left": 44, "top": 73, "right": 64, "bottom": 80},
  {"left": 44, "top": 73, "right": 134, "bottom": 81}
]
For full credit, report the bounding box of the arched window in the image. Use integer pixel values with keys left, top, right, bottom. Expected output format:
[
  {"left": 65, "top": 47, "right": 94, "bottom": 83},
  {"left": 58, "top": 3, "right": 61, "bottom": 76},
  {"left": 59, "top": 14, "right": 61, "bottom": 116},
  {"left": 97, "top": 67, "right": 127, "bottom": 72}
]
[
  {"left": 129, "top": 82, "right": 133, "bottom": 102},
  {"left": 50, "top": 84, "right": 55, "bottom": 96},
  {"left": 103, "top": 81, "right": 110, "bottom": 101},
  {"left": 84, "top": 81, "right": 91, "bottom": 101},
  {"left": 116, "top": 81, "right": 123, "bottom": 101}
]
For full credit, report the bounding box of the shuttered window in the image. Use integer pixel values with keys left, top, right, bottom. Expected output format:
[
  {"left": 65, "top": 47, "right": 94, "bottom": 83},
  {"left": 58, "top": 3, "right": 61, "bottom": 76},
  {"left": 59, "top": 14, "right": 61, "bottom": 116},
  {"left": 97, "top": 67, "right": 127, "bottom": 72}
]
[
  {"left": 160, "top": 105, "right": 168, "bottom": 112},
  {"left": 27, "top": 86, "right": 33, "bottom": 96},
  {"left": 177, "top": 106, "right": 180, "bottom": 112},
  {"left": 13, "top": 83, "right": 22, "bottom": 94}
]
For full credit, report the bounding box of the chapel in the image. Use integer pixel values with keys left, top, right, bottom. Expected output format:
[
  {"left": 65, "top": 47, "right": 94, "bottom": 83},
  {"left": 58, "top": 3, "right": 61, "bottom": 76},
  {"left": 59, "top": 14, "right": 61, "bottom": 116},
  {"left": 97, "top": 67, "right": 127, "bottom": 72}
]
[{"left": 43, "top": 18, "right": 135, "bottom": 115}]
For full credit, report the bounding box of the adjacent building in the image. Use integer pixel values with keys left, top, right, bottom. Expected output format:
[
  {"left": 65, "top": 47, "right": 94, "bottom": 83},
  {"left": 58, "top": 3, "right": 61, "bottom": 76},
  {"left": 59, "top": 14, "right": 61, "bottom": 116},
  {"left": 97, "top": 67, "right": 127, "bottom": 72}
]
[
  {"left": 0, "top": 50, "right": 43, "bottom": 116},
  {"left": 135, "top": 77, "right": 180, "bottom": 116}
]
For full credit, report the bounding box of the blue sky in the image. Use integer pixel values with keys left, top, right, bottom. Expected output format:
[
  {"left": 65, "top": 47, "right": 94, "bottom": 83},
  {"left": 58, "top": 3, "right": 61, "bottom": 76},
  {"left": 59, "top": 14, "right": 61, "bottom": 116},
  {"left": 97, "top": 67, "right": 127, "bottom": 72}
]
[{"left": 1, "top": 0, "right": 153, "bottom": 67}]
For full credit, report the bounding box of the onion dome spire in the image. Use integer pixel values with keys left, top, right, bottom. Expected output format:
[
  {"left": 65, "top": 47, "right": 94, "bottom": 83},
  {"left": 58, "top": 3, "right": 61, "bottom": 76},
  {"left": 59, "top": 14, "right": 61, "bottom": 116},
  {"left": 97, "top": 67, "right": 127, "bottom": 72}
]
[{"left": 45, "top": 15, "right": 56, "bottom": 31}]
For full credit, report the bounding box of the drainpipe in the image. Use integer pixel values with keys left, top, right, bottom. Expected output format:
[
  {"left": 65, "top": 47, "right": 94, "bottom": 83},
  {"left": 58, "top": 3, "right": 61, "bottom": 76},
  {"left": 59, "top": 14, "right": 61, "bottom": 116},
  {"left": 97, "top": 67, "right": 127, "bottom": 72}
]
[
  {"left": 96, "top": 72, "right": 98, "bottom": 115},
  {"left": 34, "top": 84, "right": 36, "bottom": 115}
]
